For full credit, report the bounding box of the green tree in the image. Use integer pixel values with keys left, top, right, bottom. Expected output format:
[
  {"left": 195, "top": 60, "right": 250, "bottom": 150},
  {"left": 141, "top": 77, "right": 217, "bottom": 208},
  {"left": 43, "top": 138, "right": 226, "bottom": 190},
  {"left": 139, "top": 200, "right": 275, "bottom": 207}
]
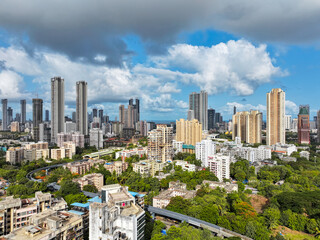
[
  {"left": 263, "top": 208, "right": 281, "bottom": 229},
  {"left": 83, "top": 184, "right": 98, "bottom": 193}
]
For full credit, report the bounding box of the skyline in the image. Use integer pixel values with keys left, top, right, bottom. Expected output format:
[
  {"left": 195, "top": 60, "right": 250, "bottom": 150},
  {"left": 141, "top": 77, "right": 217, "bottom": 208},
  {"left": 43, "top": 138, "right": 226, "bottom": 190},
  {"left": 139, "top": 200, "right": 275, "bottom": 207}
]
[{"left": 0, "top": 1, "right": 319, "bottom": 121}]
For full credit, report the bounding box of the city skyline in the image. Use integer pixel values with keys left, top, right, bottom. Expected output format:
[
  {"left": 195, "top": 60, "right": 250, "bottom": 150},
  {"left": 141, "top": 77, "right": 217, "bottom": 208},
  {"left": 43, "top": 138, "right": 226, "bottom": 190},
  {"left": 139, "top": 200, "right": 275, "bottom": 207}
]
[{"left": 0, "top": 2, "right": 319, "bottom": 121}]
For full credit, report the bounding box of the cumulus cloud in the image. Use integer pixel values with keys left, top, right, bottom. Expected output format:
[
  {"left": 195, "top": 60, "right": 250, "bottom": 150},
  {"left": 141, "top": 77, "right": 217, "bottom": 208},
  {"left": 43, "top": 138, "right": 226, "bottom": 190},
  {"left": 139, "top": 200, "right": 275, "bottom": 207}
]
[
  {"left": 285, "top": 100, "right": 299, "bottom": 115},
  {"left": 142, "top": 94, "right": 188, "bottom": 112},
  {"left": 0, "top": 70, "right": 29, "bottom": 99},
  {"left": 147, "top": 40, "right": 285, "bottom": 95},
  {"left": 0, "top": 0, "right": 319, "bottom": 64},
  {"left": 219, "top": 102, "right": 267, "bottom": 116}
]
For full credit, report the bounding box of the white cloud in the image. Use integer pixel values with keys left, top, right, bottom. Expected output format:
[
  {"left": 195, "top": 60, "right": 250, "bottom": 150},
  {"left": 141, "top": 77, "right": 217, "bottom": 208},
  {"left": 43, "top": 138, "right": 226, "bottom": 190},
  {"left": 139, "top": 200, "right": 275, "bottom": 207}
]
[
  {"left": 219, "top": 102, "right": 266, "bottom": 116},
  {"left": 0, "top": 70, "right": 30, "bottom": 99},
  {"left": 158, "top": 82, "right": 181, "bottom": 93},
  {"left": 147, "top": 40, "right": 286, "bottom": 96},
  {"left": 285, "top": 100, "right": 299, "bottom": 115},
  {"left": 142, "top": 94, "right": 188, "bottom": 112}
]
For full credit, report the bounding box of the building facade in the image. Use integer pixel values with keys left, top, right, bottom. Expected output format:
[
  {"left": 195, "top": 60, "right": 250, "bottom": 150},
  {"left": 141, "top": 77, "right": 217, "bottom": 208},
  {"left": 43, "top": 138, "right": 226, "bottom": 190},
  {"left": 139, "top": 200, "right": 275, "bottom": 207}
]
[
  {"left": 76, "top": 81, "right": 88, "bottom": 135},
  {"left": 189, "top": 91, "right": 208, "bottom": 130},
  {"left": 298, "top": 105, "right": 310, "bottom": 144},
  {"left": 176, "top": 119, "right": 202, "bottom": 147},
  {"left": 51, "top": 77, "right": 65, "bottom": 143},
  {"left": 266, "top": 88, "right": 285, "bottom": 146}
]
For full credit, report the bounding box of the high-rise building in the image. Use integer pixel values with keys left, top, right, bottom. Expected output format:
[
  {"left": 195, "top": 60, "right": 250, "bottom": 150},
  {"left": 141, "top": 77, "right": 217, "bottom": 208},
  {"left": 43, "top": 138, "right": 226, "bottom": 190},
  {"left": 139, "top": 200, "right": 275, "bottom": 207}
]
[
  {"left": 266, "top": 88, "right": 285, "bottom": 146},
  {"left": 92, "top": 108, "right": 97, "bottom": 118},
  {"left": 317, "top": 111, "right": 320, "bottom": 143},
  {"left": 76, "top": 81, "right": 88, "bottom": 135},
  {"left": 20, "top": 99, "right": 26, "bottom": 124},
  {"left": 148, "top": 124, "right": 173, "bottom": 165},
  {"left": 7, "top": 107, "right": 13, "bottom": 125},
  {"left": 189, "top": 91, "right": 208, "bottom": 130},
  {"left": 208, "top": 108, "right": 216, "bottom": 130},
  {"left": 187, "top": 110, "right": 194, "bottom": 121},
  {"left": 129, "top": 98, "right": 140, "bottom": 127},
  {"left": 51, "top": 77, "right": 65, "bottom": 143},
  {"left": 233, "top": 106, "right": 237, "bottom": 115},
  {"left": 119, "top": 104, "right": 134, "bottom": 128},
  {"left": 215, "top": 112, "right": 221, "bottom": 124},
  {"left": 232, "top": 110, "right": 262, "bottom": 144},
  {"left": 72, "top": 111, "right": 76, "bottom": 123},
  {"left": 298, "top": 105, "right": 310, "bottom": 144},
  {"left": 45, "top": 110, "right": 49, "bottom": 122},
  {"left": 1, "top": 99, "right": 7, "bottom": 130},
  {"left": 33, "top": 98, "right": 43, "bottom": 142},
  {"left": 98, "top": 109, "right": 103, "bottom": 125},
  {"left": 90, "top": 128, "right": 103, "bottom": 149},
  {"left": 196, "top": 139, "right": 216, "bottom": 167},
  {"left": 176, "top": 119, "right": 202, "bottom": 147},
  {"left": 285, "top": 115, "right": 292, "bottom": 130}
]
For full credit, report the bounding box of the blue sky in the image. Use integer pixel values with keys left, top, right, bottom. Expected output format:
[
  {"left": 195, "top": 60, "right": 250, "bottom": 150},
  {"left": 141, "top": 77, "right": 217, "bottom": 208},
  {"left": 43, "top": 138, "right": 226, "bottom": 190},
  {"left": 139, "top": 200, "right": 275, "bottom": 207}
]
[{"left": 0, "top": 0, "right": 319, "bottom": 121}]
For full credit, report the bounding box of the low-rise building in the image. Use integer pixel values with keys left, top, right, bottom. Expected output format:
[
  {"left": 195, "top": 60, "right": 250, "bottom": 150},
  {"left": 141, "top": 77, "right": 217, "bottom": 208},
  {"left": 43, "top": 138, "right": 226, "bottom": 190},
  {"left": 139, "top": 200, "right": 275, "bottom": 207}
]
[
  {"left": 300, "top": 151, "right": 310, "bottom": 160},
  {"left": 132, "top": 160, "right": 167, "bottom": 177},
  {"left": 196, "top": 180, "right": 238, "bottom": 193},
  {"left": 73, "top": 173, "right": 104, "bottom": 191},
  {"left": 115, "top": 147, "right": 147, "bottom": 161},
  {"left": 104, "top": 161, "right": 129, "bottom": 175},
  {"left": 51, "top": 148, "right": 73, "bottom": 160},
  {"left": 0, "top": 192, "right": 67, "bottom": 237},
  {"left": 64, "top": 159, "right": 105, "bottom": 175},
  {"left": 5, "top": 210, "right": 83, "bottom": 240},
  {"left": 174, "top": 160, "right": 196, "bottom": 172},
  {"left": 272, "top": 143, "right": 297, "bottom": 156},
  {"left": 153, "top": 181, "right": 196, "bottom": 209}
]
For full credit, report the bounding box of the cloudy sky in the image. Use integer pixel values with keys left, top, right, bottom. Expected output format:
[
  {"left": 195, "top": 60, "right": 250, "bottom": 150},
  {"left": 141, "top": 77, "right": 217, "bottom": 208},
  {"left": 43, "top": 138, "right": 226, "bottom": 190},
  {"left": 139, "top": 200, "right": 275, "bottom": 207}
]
[{"left": 0, "top": 0, "right": 319, "bottom": 121}]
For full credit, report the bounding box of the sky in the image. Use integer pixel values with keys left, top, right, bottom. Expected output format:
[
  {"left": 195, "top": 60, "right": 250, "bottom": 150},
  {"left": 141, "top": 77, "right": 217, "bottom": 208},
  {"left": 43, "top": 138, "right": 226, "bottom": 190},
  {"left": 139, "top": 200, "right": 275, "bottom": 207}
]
[{"left": 0, "top": 0, "right": 319, "bottom": 121}]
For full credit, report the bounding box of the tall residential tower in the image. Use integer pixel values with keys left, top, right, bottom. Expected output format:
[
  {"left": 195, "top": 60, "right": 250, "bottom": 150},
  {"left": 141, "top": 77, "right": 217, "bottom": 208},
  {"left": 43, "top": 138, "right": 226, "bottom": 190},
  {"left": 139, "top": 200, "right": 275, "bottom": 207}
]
[
  {"left": 20, "top": 99, "right": 26, "bottom": 124},
  {"left": 32, "top": 98, "right": 43, "bottom": 142},
  {"left": 298, "top": 105, "right": 310, "bottom": 144},
  {"left": 266, "top": 88, "right": 285, "bottom": 146},
  {"left": 1, "top": 99, "right": 8, "bottom": 130},
  {"left": 51, "top": 77, "right": 65, "bottom": 143},
  {"left": 189, "top": 91, "right": 208, "bottom": 130},
  {"left": 76, "top": 81, "right": 88, "bottom": 135}
]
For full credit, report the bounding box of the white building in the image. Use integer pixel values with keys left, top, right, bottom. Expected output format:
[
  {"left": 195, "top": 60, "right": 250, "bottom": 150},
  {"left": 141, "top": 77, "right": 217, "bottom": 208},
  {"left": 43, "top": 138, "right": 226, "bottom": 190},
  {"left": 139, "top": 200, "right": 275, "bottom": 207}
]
[
  {"left": 174, "top": 160, "right": 196, "bottom": 172},
  {"left": 207, "top": 154, "right": 230, "bottom": 182},
  {"left": 273, "top": 143, "right": 297, "bottom": 156},
  {"left": 172, "top": 140, "right": 183, "bottom": 154},
  {"left": 90, "top": 128, "right": 103, "bottom": 149},
  {"left": 89, "top": 184, "right": 145, "bottom": 240},
  {"left": 57, "top": 132, "right": 85, "bottom": 148},
  {"left": 195, "top": 139, "right": 216, "bottom": 167},
  {"left": 285, "top": 115, "right": 292, "bottom": 130},
  {"left": 64, "top": 121, "right": 76, "bottom": 133}
]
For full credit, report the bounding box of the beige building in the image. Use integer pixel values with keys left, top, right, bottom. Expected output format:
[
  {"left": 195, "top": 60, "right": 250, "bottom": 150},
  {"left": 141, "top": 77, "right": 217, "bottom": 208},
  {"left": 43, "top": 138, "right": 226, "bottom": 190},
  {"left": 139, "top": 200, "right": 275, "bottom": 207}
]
[
  {"left": 73, "top": 173, "right": 104, "bottom": 191},
  {"left": 148, "top": 124, "right": 173, "bottom": 164},
  {"left": 267, "top": 88, "right": 286, "bottom": 146},
  {"left": 0, "top": 192, "right": 67, "bottom": 237},
  {"left": 232, "top": 110, "right": 262, "bottom": 143},
  {"left": 153, "top": 181, "right": 196, "bottom": 209},
  {"left": 5, "top": 210, "right": 83, "bottom": 240},
  {"left": 24, "top": 142, "right": 49, "bottom": 150},
  {"left": 132, "top": 160, "right": 166, "bottom": 177},
  {"left": 104, "top": 161, "right": 128, "bottom": 175},
  {"left": 10, "top": 122, "right": 20, "bottom": 132},
  {"left": 50, "top": 148, "right": 72, "bottom": 160},
  {"left": 64, "top": 159, "right": 105, "bottom": 175},
  {"left": 6, "top": 147, "right": 24, "bottom": 164},
  {"left": 176, "top": 119, "right": 202, "bottom": 146}
]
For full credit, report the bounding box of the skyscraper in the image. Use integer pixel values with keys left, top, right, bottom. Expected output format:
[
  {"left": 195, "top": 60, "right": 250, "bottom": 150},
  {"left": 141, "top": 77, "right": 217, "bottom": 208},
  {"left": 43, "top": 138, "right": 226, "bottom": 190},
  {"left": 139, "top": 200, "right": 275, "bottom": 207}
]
[
  {"left": 7, "top": 107, "right": 13, "bottom": 125},
  {"left": 232, "top": 110, "right": 262, "bottom": 144},
  {"left": 189, "top": 91, "right": 208, "bottom": 130},
  {"left": 208, "top": 108, "right": 216, "bottom": 130},
  {"left": 1, "top": 99, "right": 8, "bottom": 130},
  {"left": 99, "top": 109, "right": 103, "bottom": 125},
  {"left": 51, "top": 77, "right": 65, "bottom": 143},
  {"left": 45, "top": 110, "right": 49, "bottom": 122},
  {"left": 92, "top": 108, "right": 97, "bottom": 118},
  {"left": 233, "top": 106, "right": 237, "bottom": 115},
  {"left": 298, "top": 105, "right": 310, "bottom": 144},
  {"left": 266, "top": 88, "right": 285, "bottom": 146},
  {"left": 33, "top": 98, "right": 43, "bottom": 142},
  {"left": 20, "top": 99, "right": 26, "bottom": 124},
  {"left": 129, "top": 98, "right": 140, "bottom": 128},
  {"left": 76, "top": 81, "right": 88, "bottom": 135}
]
